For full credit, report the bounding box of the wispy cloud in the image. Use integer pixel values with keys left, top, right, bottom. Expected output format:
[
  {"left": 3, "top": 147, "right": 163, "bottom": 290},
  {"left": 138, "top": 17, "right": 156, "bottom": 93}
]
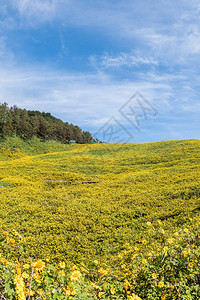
[
  {"left": 0, "top": 36, "right": 14, "bottom": 64},
  {"left": 93, "top": 53, "right": 158, "bottom": 69},
  {"left": 12, "top": 0, "right": 66, "bottom": 24},
  {"left": 0, "top": 65, "right": 171, "bottom": 125}
]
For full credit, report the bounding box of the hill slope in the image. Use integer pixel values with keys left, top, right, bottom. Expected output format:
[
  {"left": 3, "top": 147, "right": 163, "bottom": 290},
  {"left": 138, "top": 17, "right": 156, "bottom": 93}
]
[
  {"left": 0, "top": 139, "right": 200, "bottom": 299},
  {"left": 0, "top": 139, "right": 199, "bottom": 261}
]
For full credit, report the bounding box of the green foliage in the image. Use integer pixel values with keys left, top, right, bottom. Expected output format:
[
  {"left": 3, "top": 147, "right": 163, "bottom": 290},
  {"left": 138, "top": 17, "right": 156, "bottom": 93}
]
[{"left": 0, "top": 102, "right": 93, "bottom": 143}]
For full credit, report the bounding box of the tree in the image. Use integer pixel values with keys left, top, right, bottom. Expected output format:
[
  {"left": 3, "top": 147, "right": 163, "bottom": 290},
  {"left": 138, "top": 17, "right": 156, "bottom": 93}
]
[
  {"left": 0, "top": 103, "right": 94, "bottom": 143},
  {"left": 82, "top": 131, "right": 93, "bottom": 143},
  {"left": 0, "top": 102, "right": 13, "bottom": 138}
]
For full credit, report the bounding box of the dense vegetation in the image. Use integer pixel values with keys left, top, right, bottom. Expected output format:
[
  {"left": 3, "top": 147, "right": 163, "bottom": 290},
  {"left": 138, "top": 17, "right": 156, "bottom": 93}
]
[
  {"left": 0, "top": 102, "right": 93, "bottom": 143},
  {"left": 0, "top": 138, "right": 200, "bottom": 299}
]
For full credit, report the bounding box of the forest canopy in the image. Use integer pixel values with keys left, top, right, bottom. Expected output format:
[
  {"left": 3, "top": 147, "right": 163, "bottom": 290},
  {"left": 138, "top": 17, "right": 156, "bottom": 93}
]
[{"left": 0, "top": 102, "right": 93, "bottom": 143}]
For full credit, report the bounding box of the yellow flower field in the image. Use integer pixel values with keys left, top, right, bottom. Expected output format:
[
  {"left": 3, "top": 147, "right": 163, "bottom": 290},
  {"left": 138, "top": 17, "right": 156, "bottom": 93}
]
[{"left": 0, "top": 138, "right": 200, "bottom": 299}]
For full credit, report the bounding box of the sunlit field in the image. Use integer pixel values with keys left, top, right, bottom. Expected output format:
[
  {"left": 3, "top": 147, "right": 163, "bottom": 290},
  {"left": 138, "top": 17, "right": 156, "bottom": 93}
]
[{"left": 0, "top": 138, "right": 200, "bottom": 299}]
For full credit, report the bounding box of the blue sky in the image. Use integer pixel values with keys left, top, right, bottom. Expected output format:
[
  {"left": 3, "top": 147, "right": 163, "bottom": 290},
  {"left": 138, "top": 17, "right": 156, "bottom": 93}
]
[{"left": 0, "top": 0, "right": 200, "bottom": 142}]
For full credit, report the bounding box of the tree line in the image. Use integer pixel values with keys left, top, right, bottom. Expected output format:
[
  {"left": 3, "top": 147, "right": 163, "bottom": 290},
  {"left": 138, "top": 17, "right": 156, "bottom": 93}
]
[{"left": 0, "top": 102, "right": 93, "bottom": 143}]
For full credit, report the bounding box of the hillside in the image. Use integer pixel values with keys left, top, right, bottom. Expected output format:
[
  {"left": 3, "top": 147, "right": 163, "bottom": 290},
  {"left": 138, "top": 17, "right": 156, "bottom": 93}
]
[
  {"left": 0, "top": 139, "right": 200, "bottom": 299},
  {"left": 0, "top": 102, "right": 93, "bottom": 143}
]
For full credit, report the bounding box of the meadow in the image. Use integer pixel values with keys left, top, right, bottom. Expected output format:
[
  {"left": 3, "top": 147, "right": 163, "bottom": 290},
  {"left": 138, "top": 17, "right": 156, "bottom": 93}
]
[{"left": 0, "top": 137, "right": 200, "bottom": 299}]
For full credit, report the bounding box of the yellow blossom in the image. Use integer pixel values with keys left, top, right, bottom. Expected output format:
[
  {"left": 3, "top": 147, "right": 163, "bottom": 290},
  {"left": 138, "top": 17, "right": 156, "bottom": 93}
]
[
  {"left": 182, "top": 250, "right": 188, "bottom": 257},
  {"left": 188, "top": 263, "right": 193, "bottom": 268},
  {"left": 168, "top": 285, "right": 174, "bottom": 290},
  {"left": 157, "top": 281, "right": 164, "bottom": 288},
  {"left": 14, "top": 266, "right": 26, "bottom": 300},
  {"left": 59, "top": 261, "right": 65, "bottom": 269},
  {"left": 163, "top": 246, "right": 169, "bottom": 254},
  {"left": 98, "top": 292, "right": 103, "bottom": 298},
  {"left": 70, "top": 270, "right": 82, "bottom": 281},
  {"left": 167, "top": 238, "right": 174, "bottom": 244},
  {"left": 142, "top": 258, "right": 147, "bottom": 264},
  {"left": 23, "top": 264, "right": 30, "bottom": 269},
  {"left": 99, "top": 268, "right": 108, "bottom": 275},
  {"left": 22, "top": 272, "right": 29, "bottom": 279},
  {"left": 9, "top": 238, "right": 15, "bottom": 245},
  {"left": 110, "top": 286, "right": 115, "bottom": 294},
  {"left": 152, "top": 273, "right": 158, "bottom": 279},
  {"left": 128, "top": 293, "right": 142, "bottom": 300},
  {"left": 34, "top": 260, "right": 45, "bottom": 271},
  {"left": 161, "top": 295, "right": 169, "bottom": 300}
]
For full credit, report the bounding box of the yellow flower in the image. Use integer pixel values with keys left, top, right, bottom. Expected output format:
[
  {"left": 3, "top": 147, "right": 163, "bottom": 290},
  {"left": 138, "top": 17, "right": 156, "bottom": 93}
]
[
  {"left": 146, "top": 222, "right": 152, "bottom": 226},
  {"left": 71, "top": 289, "right": 76, "bottom": 295},
  {"left": 10, "top": 238, "right": 15, "bottom": 245},
  {"left": 188, "top": 263, "right": 193, "bottom": 268},
  {"left": 142, "top": 239, "right": 147, "bottom": 244},
  {"left": 157, "top": 281, "right": 164, "bottom": 288},
  {"left": 142, "top": 258, "right": 147, "bottom": 264},
  {"left": 22, "top": 272, "right": 29, "bottom": 279},
  {"left": 70, "top": 270, "right": 82, "bottom": 281},
  {"left": 99, "top": 268, "right": 108, "bottom": 275},
  {"left": 168, "top": 285, "right": 174, "bottom": 290},
  {"left": 121, "top": 264, "right": 126, "bottom": 269},
  {"left": 163, "top": 246, "right": 169, "bottom": 254},
  {"left": 63, "top": 288, "right": 71, "bottom": 296},
  {"left": 94, "top": 260, "right": 98, "bottom": 265},
  {"left": 14, "top": 267, "right": 26, "bottom": 300},
  {"left": 28, "top": 290, "right": 35, "bottom": 296},
  {"left": 90, "top": 283, "right": 102, "bottom": 290},
  {"left": 128, "top": 293, "right": 142, "bottom": 300},
  {"left": 182, "top": 250, "right": 188, "bottom": 257},
  {"left": 14, "top": 231, "right": 22, "bottom": 239},
  {"left": 167, "top": 238, "right": 174, "bottom": 244},
  {"left": 124, "top": 280, "right": 130, "bottom": 290},
  {"left": 37, "top": 289, "right": 44, "bottom": 296},
  {"left": 161, "top": 295, "right": 169, "bottom": 300},
  {"left": 152, "top": 273, "right": 158, "bottom": 279},
  {"left": 34, "top": 260, "right": 45, "bottom": 271},
  {"left": 3, "top": 231, "right": 9, "bottom": 237},
  {"left": 59, "top": 261, "right": 65, "bottom": 269},
  {"left": 59, "top": 270, "right": 65, "bottom": 276},
  {"left": 23, "top": 264, "right": 30, "bottom": 269},
  {"left": 98, "top": 292, "right": 103, "bottom": 298}
]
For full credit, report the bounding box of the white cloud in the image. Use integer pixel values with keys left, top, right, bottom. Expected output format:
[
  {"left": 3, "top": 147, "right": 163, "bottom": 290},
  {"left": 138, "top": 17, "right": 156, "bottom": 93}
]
[
  {"left": 98, "top": 53, "right": 158, "bottom": 68},
  {"left": 12, "top": 0, "right": 68, "bottom": 25},
  {"left": 0, "top": 36, "right": 6, "bottom": 56},
  {"left": 184, "top": 25, "right": 200, "bottom": 54},
  {"left": 0, "top": 36, "right": 14, "bottom": 63},
  {"left": 0, "top": 65, "right": 173, "bottom": 129}
]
